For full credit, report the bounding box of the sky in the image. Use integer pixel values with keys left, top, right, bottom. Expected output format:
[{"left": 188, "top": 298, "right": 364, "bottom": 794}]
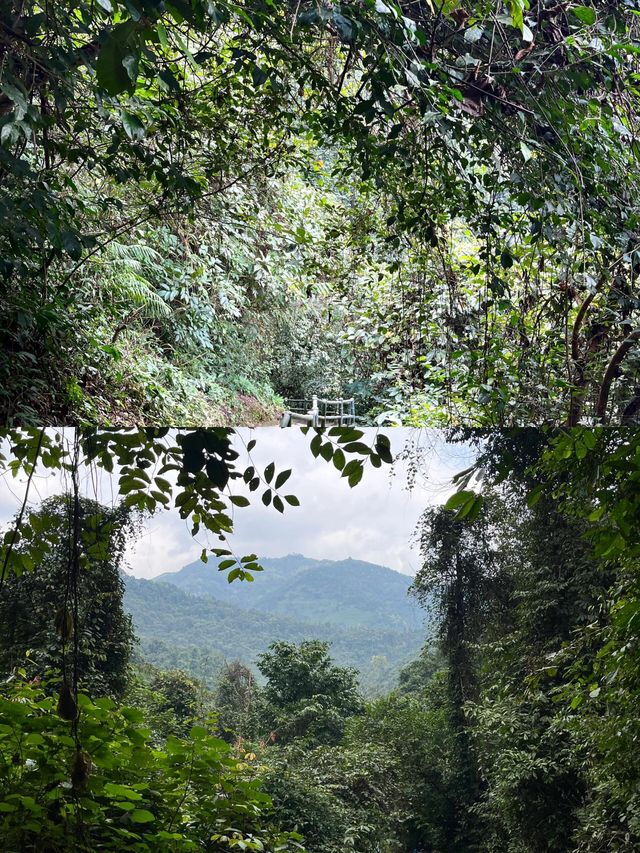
[{"left": 0, "top": 428, "right": 475, "bottom": 579}]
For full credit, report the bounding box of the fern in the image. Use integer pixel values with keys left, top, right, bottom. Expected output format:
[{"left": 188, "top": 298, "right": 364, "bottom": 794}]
[
  {"left": 91, "top": 241, "right": 172, "bottom": 320},
  {"left": 108, "top": 242, "right": 164, "bottom": 265},
  {"left": 113, "top": 271, "right": 172, "bottom": 319}
]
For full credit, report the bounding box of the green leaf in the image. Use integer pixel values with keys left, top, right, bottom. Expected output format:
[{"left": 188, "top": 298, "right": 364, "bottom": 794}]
[
  {"left": 343, "top": 442, "right": 370, "bottom": 455},
  {"left": 508, "top": 0, "right": 524, "bottom": 34},
  {"left": 319, "top": 442, "right": 333, "bottom": 462},
  {"left": 229, "top": 495, "right": 250, "bottom": 507},
  {"left": 375, "top": 435, "right": 393, "bottom": 464},
  {"left": 156, "top": 23, "right": 169, "bottom": 49},
  {"left": 500, "top": 249, "right": 514, "bottom": 269},
  {"left": 121, "top": 110, "right": 145, "bottom": 141},
  {"left": 96, "top": 22, "right": 138, "bottom": 95},
  {"left": 154, "top": 476, "right": 172, "bottom": 493},
  {"left": 24, "top": 733, "right": 44, "bottom": 745},
  {"left": 335, "top": 429, "right": 364, "bottom": 443},
  {"left": 444, "top": 490, "right": 476, "bottom": 511},
  {"left": 206, "top": 458, "right": 229, "bottom": 490},
  {"left": 252, "top": 64, "right": 268, "bottom": 87},
  {"left": 520, "top": 141, "right": 533, "bottom": 162},
  {"left": 526, "top": 484, "right": 544, "bottom": 508},
  {"left": 275, "top": 469, "right": 291, "bottom": 489},
  {"left": 264, "top": 462, "right": 275, "bottom": 484},
  {"left": 130, "top": 809, "right": 155, "bottom": 824},
  {"left": 461, "top": 495, "right": 484, "bottom": 521},
  {"left": 104, "top": 783, "right": 142, "bottom": 801},
  {"left": 284, "top": 495, "right": 300, "bottom": 506},
  {"left": 347, "top": 462, "right": 364, "bottom": 487},
  {"left": 572, "top": 6, "right": 596, "bottom": 25}
]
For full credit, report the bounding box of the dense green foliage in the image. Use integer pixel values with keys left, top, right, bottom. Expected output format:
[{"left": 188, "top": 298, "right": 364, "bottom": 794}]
[
  {"left": 412, "top": 428, "right": 640, "bottom": 851},
  {"left": 124, "top": 573, "right": 424, "bottom": 694},
  {"left": 214, "top": 661, "right": 263, "bottom": 742},
  {"left": 212, "top": 428, "right": 640, "bottom": 853},
  {"left": 124, "top": 660, "right": 213, "bottom": 742},
  {"left": 257, "top": 640, "right": 363, "bottom": 746},
  {"left": 0, "top": 496, "right": 136, "bottom": 698},
  {"left": 3, "top": 1, "right": 640, "bottom": 424},
  {"left": 2, "top": 427, "right": 640, "bottom": 850},
  {"left": 213, "top": 428, "right": 640, "bottom": 852},
  {"left": 0, "top": 675, "right": 303, "bottom": 852},
  {"left": 258, "top": 646, "right": 458, "bottom": 852}
]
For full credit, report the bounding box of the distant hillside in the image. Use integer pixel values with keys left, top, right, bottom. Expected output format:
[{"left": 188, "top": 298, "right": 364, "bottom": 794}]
[
  {"left": 154, "top": 554, "right": 423, "bottom": 631},
  {"left": 123, "top": 567, "right": 426, "bottom": 695}
]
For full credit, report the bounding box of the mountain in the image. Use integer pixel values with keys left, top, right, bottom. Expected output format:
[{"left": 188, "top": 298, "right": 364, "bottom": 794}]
[
  {"left": 124, "top": 556, "right": 428, "bottom": 695},
  {"left": 123, "top": 576, "right": 425, "bottom": 694},
  {"left": 154, "top": 554, "right": 423, "bottom": 631}
]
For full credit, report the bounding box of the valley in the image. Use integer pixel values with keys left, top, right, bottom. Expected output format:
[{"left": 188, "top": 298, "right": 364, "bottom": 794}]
[{"left": 124, "top": 555, "right": 426, "bottom": 695}]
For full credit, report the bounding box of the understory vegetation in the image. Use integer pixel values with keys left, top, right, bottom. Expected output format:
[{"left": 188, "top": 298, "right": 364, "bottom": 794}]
[
  {"left": 0, "top": 427, "right": 639, "bottom": 850},
  {"left": 3, "top": 1, "right": 640, "bottom": 424}
]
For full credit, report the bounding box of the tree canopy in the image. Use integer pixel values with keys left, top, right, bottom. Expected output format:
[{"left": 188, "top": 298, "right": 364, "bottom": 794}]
[
  {"left": 0, "top": 495, "right": 136, "bottom": 698},
  {"left": 257, "top": 640, "right": 364, "bottom": 745},
  {"left": 2, "top": 2, "right": 640, "bottom": 423}
]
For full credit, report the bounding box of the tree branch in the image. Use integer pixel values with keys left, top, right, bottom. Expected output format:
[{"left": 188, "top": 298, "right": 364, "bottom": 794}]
[{"left": 595, "top": 329, "right": 640, "bottom": 422}]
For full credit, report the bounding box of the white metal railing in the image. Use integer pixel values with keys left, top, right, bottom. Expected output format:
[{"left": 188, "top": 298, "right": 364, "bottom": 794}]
[{"left": 280, "top": 395, "right": 356, "bottom": 427}]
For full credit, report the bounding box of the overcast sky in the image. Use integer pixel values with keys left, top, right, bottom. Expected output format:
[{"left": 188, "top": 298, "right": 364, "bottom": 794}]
[{"left": 0, "top": 429, "right": 475, "bottom": 579}]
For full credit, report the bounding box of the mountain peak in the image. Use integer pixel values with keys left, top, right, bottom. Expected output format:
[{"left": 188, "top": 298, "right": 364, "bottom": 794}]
[{"left": 153, "top": 554, "right": 422, "bottom": 631}]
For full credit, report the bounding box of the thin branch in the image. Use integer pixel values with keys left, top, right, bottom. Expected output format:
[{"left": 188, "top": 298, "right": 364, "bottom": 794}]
[
  {"left": 571, "top": 290, "right": 596, "bottom": 364},
  {"left": 595, "top": 329, "right": 640, "bottom": 422}
]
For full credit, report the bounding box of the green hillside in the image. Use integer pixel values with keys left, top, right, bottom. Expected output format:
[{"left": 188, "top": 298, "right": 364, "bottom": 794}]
[
  {"left": 154, "top": 555, "right": 423, "bottom": 631},
  {"left": 123, "top": 571, "right": 425, "bottom": 695}
]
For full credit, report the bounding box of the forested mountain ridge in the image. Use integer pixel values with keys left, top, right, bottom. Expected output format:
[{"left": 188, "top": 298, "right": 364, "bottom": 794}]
[
  {"left": 154, "top": 554, "right": 423, "bottom": 630},
  {"left": 123, "top": 572, "right": 424, "bottom": 694}
]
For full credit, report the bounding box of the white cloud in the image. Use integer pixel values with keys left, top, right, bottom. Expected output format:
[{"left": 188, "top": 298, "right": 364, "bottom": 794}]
[{"left": 0, "top": 429, "right": 476, "bottom": 579}]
